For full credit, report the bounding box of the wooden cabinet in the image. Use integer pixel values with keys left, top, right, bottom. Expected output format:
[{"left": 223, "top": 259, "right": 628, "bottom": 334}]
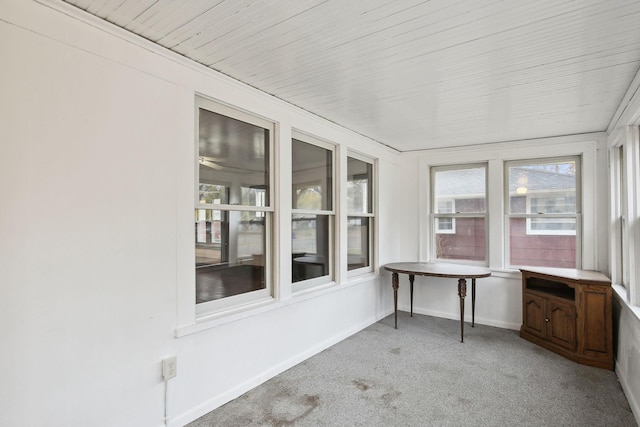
[{"left": 520, "top": 267, "right": 613, "bottom": 370}]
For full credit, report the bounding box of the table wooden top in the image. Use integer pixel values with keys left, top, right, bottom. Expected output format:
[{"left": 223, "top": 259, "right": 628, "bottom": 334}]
[{"left": 384, "top": 262, "right": 491, "bottom": 279}]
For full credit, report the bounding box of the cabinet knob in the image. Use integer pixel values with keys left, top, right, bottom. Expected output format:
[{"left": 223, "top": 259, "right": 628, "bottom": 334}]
[{"left": 545, "top": 318, "right": 549, "bottom": 322}]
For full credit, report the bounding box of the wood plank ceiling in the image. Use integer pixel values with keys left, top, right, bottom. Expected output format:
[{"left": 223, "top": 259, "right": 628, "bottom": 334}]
[{"left": 62, "top": 0, "right": 640, "bottom": 151}]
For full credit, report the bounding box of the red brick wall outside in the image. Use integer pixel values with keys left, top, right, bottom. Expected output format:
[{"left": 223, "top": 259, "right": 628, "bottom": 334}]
[
  {"left": 509, "top": 217, "right": 576, "bottom": 268},
  {"left": 435, "top": 217, "right": 576, "bottom": 268},
  {"left": 436, "top": 217, "right": 486, "bottom": 261}
]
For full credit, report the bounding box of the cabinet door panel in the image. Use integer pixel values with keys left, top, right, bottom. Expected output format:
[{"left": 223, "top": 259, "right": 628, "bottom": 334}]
[
  {"left": 523, "top": 294, "right": 546, "bottom": 339},
  {"left": 548, "top": 299, "right": 576, "bottom": 351},
  {"left": 582, "top": 290, "right": 609, "bottom": 354}
]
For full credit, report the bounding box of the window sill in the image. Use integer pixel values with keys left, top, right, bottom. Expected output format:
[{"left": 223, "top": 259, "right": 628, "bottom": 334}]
[
  {"left": 488, "top": 268, "right": 522, "bottom": 280},
  {"left": 176, "top": 272, "right": 381, "bottom": 337},
  {"left": 176, "top": 297, "right": 280, "bottom": 337}
]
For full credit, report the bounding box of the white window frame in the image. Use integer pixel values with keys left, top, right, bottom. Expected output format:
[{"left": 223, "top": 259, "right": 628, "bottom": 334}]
[
  {"left": 195, "top": 96, "right": 275, "bottom": 317},
  {"left": 610, "top": 126, "right": 640, "bottom": 306},
  {"left": 525, "top": 194, "right": 578, "bottom": 236},
  {"left": 435, "top": 199, "right": 456, "bottom": 234},
  {"left": 418, "top": 135, "right": 598, "bottom": 272},
  {"left": 505, "top": 156, "right": 582, "bottom": 270},
  {"left": 346, "top": 151, "right": 376, "bottom": 277},
  {"left": 429, "top": 163, "right": 488, "bottom": 266},
  {"left": 291, "top": 131, "right": 336, "bottom": 292}
]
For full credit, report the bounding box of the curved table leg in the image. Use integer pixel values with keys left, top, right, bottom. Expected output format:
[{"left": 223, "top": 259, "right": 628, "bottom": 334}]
[
  {"left": 458, "top": 278, "right": 467, "bottom": 343},
  {"left": 409, "top": 274, "right": 415, "bottom": 317},
  {"left": 392, "top": 272, "right": 399, "bottom": 329}
]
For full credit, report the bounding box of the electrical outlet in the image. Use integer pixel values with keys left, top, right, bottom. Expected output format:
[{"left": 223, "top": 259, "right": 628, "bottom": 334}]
[{"left": 162, "top": 356, "right": 177, "bottom": 381}]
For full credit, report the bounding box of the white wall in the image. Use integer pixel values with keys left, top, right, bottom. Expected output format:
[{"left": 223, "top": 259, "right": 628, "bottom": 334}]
[
  {"left": 1, "top": 1, "right": 638, "bottom": 426},
  {"left": 0, "top": 1, "right": 398, "bottom": 426}
]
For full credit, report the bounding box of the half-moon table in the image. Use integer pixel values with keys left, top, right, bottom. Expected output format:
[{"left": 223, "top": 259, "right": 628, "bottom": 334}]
[{"left": 384, "top": 262, "right": 491, "bottom": 342}]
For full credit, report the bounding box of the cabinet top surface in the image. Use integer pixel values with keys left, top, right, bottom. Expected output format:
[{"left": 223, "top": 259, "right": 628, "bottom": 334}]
[{"left": 520, "top": 267, "right": 610, "bottom": 284}]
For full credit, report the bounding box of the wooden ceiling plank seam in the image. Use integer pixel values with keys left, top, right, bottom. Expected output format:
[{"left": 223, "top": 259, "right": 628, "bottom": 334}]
[
  {"left": 238, "top": 2, "right": 636, "bottom": 78},
  {"left": 104, "top": 0, "right": 157, "bottom": 23},
  {"left": 241, "top": 38, "right": 640, "bottom": 98},
  {"left": 325, "top": 0, "right": 483, "bottom": 51},
  {"left": 124, "top": 0, "right": 198, "bottom": 35},
  {"left": 173, "top": 0, "right": 317, "bottom": 50},
  {"left": 217, "top": 0, "right": 484, "bottom": 71},
  {"left": 220, "top": 3, "right": 640, "bottom": 88},
  {"left": 87, "top": 0, "right": 124, "bottom": 16},
  {"left": 325, "top": 0, "right": 587, "bottom": 54},
  {"left": 185, "top": 2, "right": 279, "bottom": 53},
  {"left": 157, "top": 0, "right": 257, "bottom": 48},
  {"left": 200, "top": 1, "right": 335, "bottom": 66},
  {"left": 218, "top": 7, "right": 348, "bottom": 70},
  {"left": 175, "top": 1, "right": 326, "bottom": 62},
  {"left": 144, "top": 0, "right": 229, "bottom": 44},
  {"left": 69, "top": 0, "right": 96, "bottom": 9},
  {"left": 395, "top": 2, "right": 636, "bottom": 66}
]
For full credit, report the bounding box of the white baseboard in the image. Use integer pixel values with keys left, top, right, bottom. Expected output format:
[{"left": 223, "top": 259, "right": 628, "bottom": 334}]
[
  {"left": 397, "top": 305, "right": 521, "bottom": 331},
  {"left": 617, "top": 363, "right": 640, "bottom": 426},
  {"left": 168, "top": 308, "right": 393, "bottom": 427}
]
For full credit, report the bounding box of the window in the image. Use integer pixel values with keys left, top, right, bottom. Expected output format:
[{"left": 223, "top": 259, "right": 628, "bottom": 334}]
[
  {"left": 431, "top": 164, "right": 487, "bottom": 263},
  {"left": 347, "top": 154, "right": 374, "bottom": 273},
  {"left": 610, "top": 128, "right": 639, "bottom": 305},
  {"left": 195, "top": 97, "right": 273, "bottom": 312},
  {"left": 506, "top": 157, "right": 580, "bottom": 269},
  {"left": 292, "top": 134, "right": 334, "bottom": 288}
]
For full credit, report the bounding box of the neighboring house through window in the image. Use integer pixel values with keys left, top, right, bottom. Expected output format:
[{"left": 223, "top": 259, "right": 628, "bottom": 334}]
[
  {"left": 431, "top": 164, "right": 487, "bottom": 263},
  {"left": 506, "top": 157, "right": 580, "bottom": 269}
]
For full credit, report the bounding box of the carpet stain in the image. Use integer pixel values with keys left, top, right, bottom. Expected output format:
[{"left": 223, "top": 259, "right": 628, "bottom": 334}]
[
  {"left": 381, "top": 390, "right": 401, "bottom": 409},
  {"left": 390, "top": 347, "right": 401, "bottom": 354},
  {"left": 457, "top": 396, "right": 471, "bottom": 405},
  {"left": 352, "top": 379, "right": 371, "bottom": 391},
  {"left": 262, "top": 394, "right": 320, "bottom": 426}
]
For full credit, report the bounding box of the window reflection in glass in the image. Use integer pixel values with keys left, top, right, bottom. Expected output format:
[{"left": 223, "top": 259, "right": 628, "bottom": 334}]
[
  {"left": 292, "top": 139, "right": 332, "bottom": 211},
  {"left": 199, "top": 108, "right": 270, "bottom": 206},
  {"left": 292, "top": 214, "right": 329, "bottom": 282},
  {"left": 291, "top": 138, "right": 333, "bottom": 283},
  {"left": 347, "top": 157, "right": 372, "bottom": 214},
  {"left": 195, "top": 209, "right": 266, "bottom": 303},
  {"left": 347, "top": 217, "right": 369, "bottom": 270}
]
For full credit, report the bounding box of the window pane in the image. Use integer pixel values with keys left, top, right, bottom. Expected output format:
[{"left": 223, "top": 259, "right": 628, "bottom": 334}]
[
  {"left": 347, "top": 157, "right": 372, "bottom": 214},
  {"left": 292, "top": 214, "right": 329, "bottom": 282},
  {"left": 508, "top": 160, "right": 577, "bottom": 214},
  {"left": 434, "top": 217, "right": 486, "bottom": 261},
  {"left": 509, "top": 218, "right": 576, "bottom": 268},
  {"left": 292, "top": 139, "right": 332, "bottom": 210},
  {"left": 347, "top": 217, "right": 370, "bottom": 270},
  {"left": 199, "top": 108, "right": 270, "bottom": 206},
  {"left": 434, "top": 167, "right": 486, "bottom": 213},
  {"left": 195, "top": 209, "right": 266, "bottom": 303}
]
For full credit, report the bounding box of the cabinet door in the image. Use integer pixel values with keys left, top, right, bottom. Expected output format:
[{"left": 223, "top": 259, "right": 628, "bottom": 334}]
[
  {"left": 581, "top": 287, "right": 611, "bottom": 356},
  {"left": 548, "top": 299, "right": 576, "bottom": 351},
  {"left": 523, "top": 293, "right": 546, "bottom": 339}
]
